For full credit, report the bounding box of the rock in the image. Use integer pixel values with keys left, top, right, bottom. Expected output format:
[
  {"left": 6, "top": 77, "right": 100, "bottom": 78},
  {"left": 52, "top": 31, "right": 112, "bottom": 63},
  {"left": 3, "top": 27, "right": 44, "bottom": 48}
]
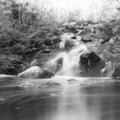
[
  {"left": 71, "top": 35, "right": 76, "bottom": 39},
  {"left": 113, "top": 25, "right": 120, "bottom": 35},
  {"left": 42, "top": 82, "right": 61, "bottom": 86},
  {"left": 103, "top": 25, "right": 113, "bottom": 37},
  {"left": 59, "top": 41, "right": 66, "bottom": 49},
  {"left": 109, "top": 37, "right": 117, "bottom": 45},
  {"left": 18, "top": 66, "right": 42, "bottom": 78},
  {"left": 81, "top": 35, "right": 93, "bottom": 43},
  {"left": 60, "top": 33, "right": 75, "bottom": 41},
  {"left": 18, "top": 66, "right": 54, "bottom": 78},
  {"left": 101, "top": 61, "right": 115, "bottom": 77},
  {"left": 42, "top": 49, "right": 51, "bottom": 53},
  {"left": 67, "top": 79, "right": 78, "bottom": 84},
  {"left": 77, "top": 28, "right": 92, "bottom": 35},
  {"left": 65, "top": 40, "right": 74, "bottom": 50},
  {"left": 43, "top": 39, "right": 53, "bottom": 46},
  {"left": 43, "top": 36, "right": 60, "bottom": 46},
  {"left": 79, "top": 51, "right": 101, "bottom": 68},
  {"left": 62, "top": 22, "right": 78, "bottom": 33},
  {"left": 76, "top": 36, "right": 82, "bottom": 41},
  {"left": 99, "top": 38, "right": 110, "bottom": 44},
  {"left": 59, "top": 33, "right": 75, "bottom": 49},
  {"left": 19, "top": 82, "right": 35, "bottom": 88},
  {"left": 38, "top": 70, "right": 54, "bottom": 78},
  {"left": 112, "top": 65, "right": 120, "bottom": 78},
  {"left": 99, "top": 39, "right": 105, "bottom": 44},
  {"left": 97, "top": 25, "right": 113, "bottom": 44},
  {"left": 46, "top": 56, "right": 63, "bottom": 74},
  {"left": 79, "top": 50, "right": 115, "bottom": 77},
  {"left": 51, "top": 36, "right": 61, "bottom": 44},
  {"left": 95, "top": 28, "right": 104, "bottom": 39},
  {"left": 66, "top": 26, "right": 78, "bottom": 33},
  {"left": 0, "top": 74, "right": 16, "bottom": 79}
]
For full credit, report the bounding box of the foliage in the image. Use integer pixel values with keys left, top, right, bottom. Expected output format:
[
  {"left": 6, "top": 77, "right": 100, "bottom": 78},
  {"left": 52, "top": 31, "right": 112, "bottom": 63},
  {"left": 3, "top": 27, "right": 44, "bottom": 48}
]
[{"left": 0, "top": 0, "right": 58, "bottom": 74}]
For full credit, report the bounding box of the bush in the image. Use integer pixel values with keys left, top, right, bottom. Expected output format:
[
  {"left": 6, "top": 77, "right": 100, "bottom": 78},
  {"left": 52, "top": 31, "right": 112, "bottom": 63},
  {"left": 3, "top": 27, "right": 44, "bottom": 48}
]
[{"left": 0, "top": 0, "right": 58, "bottom": 74}]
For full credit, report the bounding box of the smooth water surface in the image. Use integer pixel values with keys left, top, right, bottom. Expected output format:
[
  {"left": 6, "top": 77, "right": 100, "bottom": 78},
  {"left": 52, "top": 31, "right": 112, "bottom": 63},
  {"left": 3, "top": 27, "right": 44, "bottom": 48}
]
[{"left": 0, "top": 76, "right": 120, "bottom": 120}]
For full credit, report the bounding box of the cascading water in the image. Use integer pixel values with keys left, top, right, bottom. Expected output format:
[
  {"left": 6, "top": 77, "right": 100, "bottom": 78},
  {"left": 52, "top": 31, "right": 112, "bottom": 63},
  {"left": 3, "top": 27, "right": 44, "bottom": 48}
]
[
  {"left": 56, "top": 45, "right": 88, "bottom": 76},
  {"left": 46, "top": 44, "right": 115, "bottom": 77}
]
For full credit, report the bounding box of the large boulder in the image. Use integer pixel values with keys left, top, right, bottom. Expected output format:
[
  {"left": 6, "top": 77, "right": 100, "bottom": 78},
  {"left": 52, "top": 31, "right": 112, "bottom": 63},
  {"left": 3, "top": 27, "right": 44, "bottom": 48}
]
[
  {"left": 79, "top": 51, "right": 101, "bottom": 68},
  {"left": 79, "top": 51, "right": 115, "bottom": 77},
  {"left": 18, "top": 66, "right": 54, "bottom": 78}
]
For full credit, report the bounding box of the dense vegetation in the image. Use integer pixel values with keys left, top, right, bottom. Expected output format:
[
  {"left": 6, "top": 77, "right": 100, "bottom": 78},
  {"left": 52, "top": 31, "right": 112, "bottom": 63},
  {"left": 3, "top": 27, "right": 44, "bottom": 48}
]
[{"left": 0, "top": 0, "right": 60, "bottom": 74}]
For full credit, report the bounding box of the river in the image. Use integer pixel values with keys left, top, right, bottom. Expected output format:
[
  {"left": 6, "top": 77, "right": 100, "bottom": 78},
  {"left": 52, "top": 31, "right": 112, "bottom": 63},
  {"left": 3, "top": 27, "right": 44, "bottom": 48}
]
[{"left": 0, "top": 76, "right": 120, "bottom": 120}]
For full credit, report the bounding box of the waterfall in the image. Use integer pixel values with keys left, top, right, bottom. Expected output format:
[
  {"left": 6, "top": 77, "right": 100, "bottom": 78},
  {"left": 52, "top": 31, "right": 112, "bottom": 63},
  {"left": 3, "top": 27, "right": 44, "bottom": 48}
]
[{"left": 46, "top": 44, "right": 115, "bottom": 77}]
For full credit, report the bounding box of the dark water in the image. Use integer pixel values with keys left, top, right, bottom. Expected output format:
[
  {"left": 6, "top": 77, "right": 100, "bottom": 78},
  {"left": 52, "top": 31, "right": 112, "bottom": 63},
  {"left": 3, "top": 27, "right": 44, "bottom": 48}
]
[{"left": 0, "top": 76, "right": 120, "bottom": 120}]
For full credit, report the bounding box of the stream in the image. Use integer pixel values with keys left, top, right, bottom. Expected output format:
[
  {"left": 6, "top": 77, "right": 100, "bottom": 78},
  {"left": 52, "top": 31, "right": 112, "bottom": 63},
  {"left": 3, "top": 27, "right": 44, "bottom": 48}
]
[{"left": 0, "top": 76, "right": 120, "bottom": 120}]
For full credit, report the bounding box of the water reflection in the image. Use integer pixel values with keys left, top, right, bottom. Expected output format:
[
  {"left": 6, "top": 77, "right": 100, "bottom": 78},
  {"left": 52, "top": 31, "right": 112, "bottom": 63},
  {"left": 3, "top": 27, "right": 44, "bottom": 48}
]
[
  {"left": 0, "top": 78, "right": 120, "bottom": 120},
  {"left": 51, "top": 83, "right": 100, "bottom": 120}
]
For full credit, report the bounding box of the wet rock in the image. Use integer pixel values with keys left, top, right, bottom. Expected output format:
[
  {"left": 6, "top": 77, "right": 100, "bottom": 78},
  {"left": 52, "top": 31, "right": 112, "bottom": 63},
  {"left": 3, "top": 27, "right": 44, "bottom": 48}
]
[
  {"left": 42, "top": 49, "right": 51, "bottom": 53},
  {"left": 101, "top": 61, "right": 115, "bottom": 77},
  {"left": 99, "top": 39, "right": 105, "bottom": 44},
  {"left": 98, "top": 25, "right": 113, "bottom": 44},
  {"left": 42, "top": 82, "right": 61, "bottom": 86},
  {"left": 95, "top": 28, "right": 104, "bottom": 39},
  {"left": 67, "top": 79, "right": 78, "bottom": 84},
  {"left": 113, "top": 25, "right": 120, "bottom": 35},
  {"left": 0, "top": 74, "right": 16, "bottom": 79},
  {"left": 60, "top": 33, "right": 75, "bottom": 41},
  {"left": 109, "top": 37, "right": 117, "bottom": 45},
  {"left": 79, "top": 51, "right": 101, "bottom": 68},
  {"left": 76, "top": 36, "right": 82, "bottom": 41},
  {"left": 78, "top": 28, "right": 92, "bottom": 35},
  {"left": 112, "top": 65, "right": 120, "bottom": 78},
  {"left": 81, "top": 35, "right": 93, "bottom": 43},
  {"left": 103, "top": 25, "right": 113, "bottom": 37},
  {"left": 18, "top": 66, "right": 54, "bottom": 78},
  {"left": 59, "top": 41, "right": 66, "bottom": 49},
  {"left": 71, "top": 35, "right": 76, "bottom": 39},
  {"left": 59, "top": 33, "right": 75, "bottom": 49},
  {"left": 65, "top": 40, "right": 74, "bottom": 50},
  {"left": 19, "top": 82, "right": 35, "bottom": 88},
  {"left": 18, "top": 66, "right": 42, "bottom": 78},
  {"left": 38, "top": 70, "right": 54, "bottom": 78},
  {"left": 66, "top": 26, "right": 78, "bottom": 33}
]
